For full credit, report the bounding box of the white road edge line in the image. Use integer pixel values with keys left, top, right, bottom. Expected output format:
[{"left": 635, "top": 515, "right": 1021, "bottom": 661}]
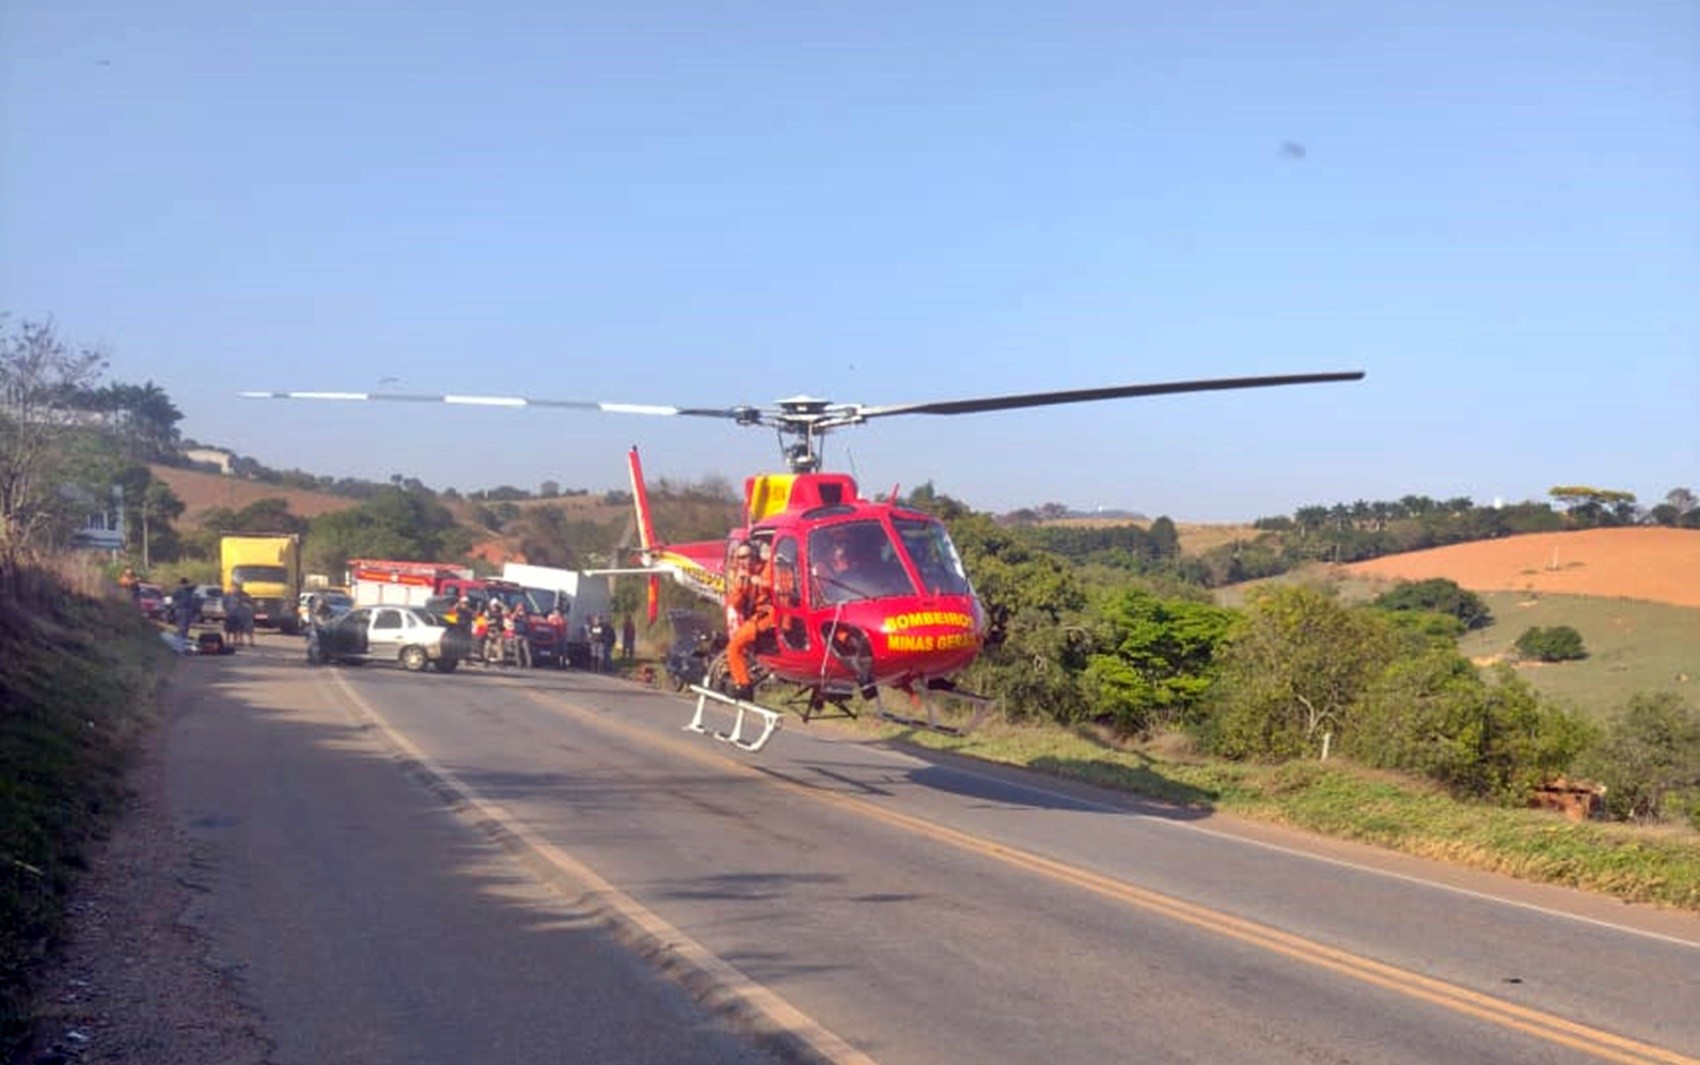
[
  {"left": 324, "top": 670, "right": 878, "bottom": 1065},
  {"left": 854, "top": 748, "right": 1700, "bottom": 950}
]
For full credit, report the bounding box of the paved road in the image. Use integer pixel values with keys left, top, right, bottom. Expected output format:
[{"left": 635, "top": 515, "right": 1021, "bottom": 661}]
[{"left": 168, "top": 638, "right": 1700, "bottom": 1065}]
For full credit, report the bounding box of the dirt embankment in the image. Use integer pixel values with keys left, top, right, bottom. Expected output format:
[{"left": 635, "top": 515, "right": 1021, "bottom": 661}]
[{"left": 1343, "top": 528, "right": 1700, "bottom": 608}]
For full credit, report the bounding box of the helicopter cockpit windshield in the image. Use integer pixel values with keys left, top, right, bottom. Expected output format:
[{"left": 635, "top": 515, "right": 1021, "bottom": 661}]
[
  {"left": 809, "top": 520, "right": 915, "bottom": 605},
  {"left": 892, "top": 516, "right": 973, "bottom": 596}
]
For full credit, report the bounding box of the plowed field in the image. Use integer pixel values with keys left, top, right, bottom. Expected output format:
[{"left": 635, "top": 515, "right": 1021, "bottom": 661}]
[{"left": 1343, "top": 528, "right": 1700, "bottom": 608}]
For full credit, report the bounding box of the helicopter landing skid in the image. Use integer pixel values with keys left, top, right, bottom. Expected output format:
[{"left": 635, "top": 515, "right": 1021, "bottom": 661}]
[
  {"left": 873, "top": 684, "right": 994, "bottom": 737},
  {"left": 685, "top": 685, "right": 783, "bottom": 753}
]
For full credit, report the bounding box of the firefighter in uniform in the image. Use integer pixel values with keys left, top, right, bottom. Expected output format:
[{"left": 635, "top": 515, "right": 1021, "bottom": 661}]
[{"left": 725, "top": 540, "right": 773, "bottom": 702}]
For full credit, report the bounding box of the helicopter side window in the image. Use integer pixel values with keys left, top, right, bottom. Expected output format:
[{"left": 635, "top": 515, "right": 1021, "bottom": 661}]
[
  {"left": 893, "top": 516, "right": 973, "bottom": 596},
  {"left": 771, "top": 537, "right": 809, "bottom": 650},
  {"left": 771, "top": 537, "right": 801, "bottom": 610}
]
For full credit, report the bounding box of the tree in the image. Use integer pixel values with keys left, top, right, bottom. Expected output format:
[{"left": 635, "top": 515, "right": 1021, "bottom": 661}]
[
  {"left": 138, "top": 479, "right": 186, "bottom": 567},
  {"left": 1581, "top": 692, "right": 1700, "bottom": 823},
  {"left": 950, "top": 511, "right": 1091, "bottom": 722},
  {"left": 1146, "top": 516, "right": 1179, "bottom": 560},
  {"left": 1203, "top": 585, "right": 1399, "bottom": 760},
  {"left": 1652, "top": 488, "right": 1698, "bottom": 528},
  {"left": 0, "top": 317, "right": 109, "bottom": 574},
  {"left": 1082, "top": 589, "right": 1233, "bottom": 736},
  {"left": 1347, "top": 653, "right": 1593, "bottom": 802},
  {"left": 1548, "top": 485, "right": 1637, "bottom": 527},
  {"left": 304, "top": 485, "right": 469, "bottom": 575},
  {"left": 1372, "top": 577, "right": 1492, "bottom": 630}
]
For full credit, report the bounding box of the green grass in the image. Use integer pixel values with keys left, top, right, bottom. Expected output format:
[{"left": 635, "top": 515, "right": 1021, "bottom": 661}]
[
  {"left": 1456, "top": 593, "right": 1700, "bottom": 718},
  {"left": 1221, "top": 569, "right": 1700, "bottom": 720},
  {"left": 0, "top": 569, "right": 170, "bottom": 1059}
]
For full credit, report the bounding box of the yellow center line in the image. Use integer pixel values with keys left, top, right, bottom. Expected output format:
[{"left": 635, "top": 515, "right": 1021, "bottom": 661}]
[{"left": 517, "top": 684, "right": 1697, "bottom": 1065}]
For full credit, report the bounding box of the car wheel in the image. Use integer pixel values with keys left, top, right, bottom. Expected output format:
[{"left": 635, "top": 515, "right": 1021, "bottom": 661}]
[{"left": 400, "top": 645, "right": 429, "bottom": 672}]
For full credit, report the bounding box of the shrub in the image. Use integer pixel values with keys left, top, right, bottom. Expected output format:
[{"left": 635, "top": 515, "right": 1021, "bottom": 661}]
[
  {"left": 1579, "top": 692, "right": 1700, "bottom": 822},
  {"left": 1348, "top": 655, "right": 1595, "bottom": 803},
  {"left": 1514, "top": 625, "right": 1586, "bottom": 662},
  {"left": 1202, "top": 586, "right": 1398, "bottom": 760},
  {"left": 1373, "top": 578, "right": 1493, "bottom": 630}
]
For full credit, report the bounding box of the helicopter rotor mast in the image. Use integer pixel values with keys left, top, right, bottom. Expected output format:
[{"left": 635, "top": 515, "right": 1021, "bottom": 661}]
[{"left": 241, "top": 370, "right": 1364, "bottom": 474}]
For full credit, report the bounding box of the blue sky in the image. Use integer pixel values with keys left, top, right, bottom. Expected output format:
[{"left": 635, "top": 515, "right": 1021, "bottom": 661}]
[{"left": 4, "top": 0, "right": 1695, "bottom": 521}]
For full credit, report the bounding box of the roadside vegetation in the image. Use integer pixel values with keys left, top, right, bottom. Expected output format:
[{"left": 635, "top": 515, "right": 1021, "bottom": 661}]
[
  {"left": 0, "top": 561, "right": 166, "bottom": 1056},
  {"left": 3, "top": 315, "right": 1699, "bottom": 1058}
]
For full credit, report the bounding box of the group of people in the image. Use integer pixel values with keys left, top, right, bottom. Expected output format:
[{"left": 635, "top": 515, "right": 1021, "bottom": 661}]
[
  {"left": 458, "top": 597, "right": 543, "bottom": 668},
  {"left": 144, "top": 572, "right": 254, "bottom": 646},
  {"left": 586, "top": 614, "right": 636, "bottom": 672},
  {"left": 445, "top": 596, "right": 637, "bottom": 672}
]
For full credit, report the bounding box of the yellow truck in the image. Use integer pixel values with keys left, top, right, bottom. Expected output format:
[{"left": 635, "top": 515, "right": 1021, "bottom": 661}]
[{"left": 220, "top": 534, "right": 303, "bottom": 635}]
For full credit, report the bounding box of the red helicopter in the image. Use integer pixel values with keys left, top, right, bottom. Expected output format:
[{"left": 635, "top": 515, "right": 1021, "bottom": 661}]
[{"left": 245, "top": 371, "right": 1363, "bottom": 749}]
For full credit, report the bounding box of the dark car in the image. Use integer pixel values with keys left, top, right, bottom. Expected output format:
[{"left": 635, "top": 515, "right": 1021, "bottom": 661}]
[
  {"left": 306, "top": 605, "right": 467, "bottom": 673},
  {"left": 136, "top": 582, "right": 167, "bottom": 621},
  {"left": 662, "top": 610, "right": 726, "bottom": 691}
]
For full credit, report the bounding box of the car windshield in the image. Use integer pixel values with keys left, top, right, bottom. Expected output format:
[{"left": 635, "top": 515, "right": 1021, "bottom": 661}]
[
  {"left": 521, "top": 587, "right": 559, "bottom": 614},
  {"left": 231, "top": 564, "right": 287, "bottom": 585}
]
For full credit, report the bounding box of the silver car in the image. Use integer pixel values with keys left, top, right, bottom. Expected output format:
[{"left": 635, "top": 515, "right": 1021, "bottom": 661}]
[{"left": 306, "top": 605, "right": 466, "bottom": 673}]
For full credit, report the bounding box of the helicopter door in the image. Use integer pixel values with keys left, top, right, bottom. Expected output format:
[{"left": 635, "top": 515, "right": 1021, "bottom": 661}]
[{"left": 770, "top": 536, "right": 807, "bottom": 651}]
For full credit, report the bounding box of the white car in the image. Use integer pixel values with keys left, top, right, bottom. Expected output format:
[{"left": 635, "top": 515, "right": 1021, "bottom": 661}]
[
  {"left": 306, "top": 605, "right": 467, "bottom": 673},
  {"left": 298, "top": 589, "right": 353, "bottom": 629}
]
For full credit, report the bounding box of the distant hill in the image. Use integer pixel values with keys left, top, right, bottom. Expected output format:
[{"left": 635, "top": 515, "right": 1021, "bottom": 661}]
[
  {"left": 150, "top": 465, "right": 360, "bottom": 523},
  {"left": 1342, "top": 528, "right": 1700, "bottom": 609},
  {"left": 1039, "top": 517, "right": 1261, "bottom": 557}
]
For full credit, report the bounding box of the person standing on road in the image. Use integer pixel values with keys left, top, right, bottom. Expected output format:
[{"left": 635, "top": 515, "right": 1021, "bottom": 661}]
[
  {"left": 119, "top": 566, "right": 140, "bottom": 605},
  {"left": 170, "top": 578, "right": 195, "bottom": 640},
  {"left": 236, "top": 585, "right": 257, "bottom": 646},
  {"left": 222, "top": 586, "right": 244, "bottom": 646},
  {"left": 508, "top": 603, "right": 533, "bottom": 669},
  {"left": 599, "top": 614, "right": 617, "bottom": 671},
  {"left": 621, "top": 614, "right": 636, "bottom": 660}
]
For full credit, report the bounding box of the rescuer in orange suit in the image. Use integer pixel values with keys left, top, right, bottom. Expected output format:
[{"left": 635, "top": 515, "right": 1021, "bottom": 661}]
[{"left": 725, "top": 540, "right": 773, "bottom": 702}]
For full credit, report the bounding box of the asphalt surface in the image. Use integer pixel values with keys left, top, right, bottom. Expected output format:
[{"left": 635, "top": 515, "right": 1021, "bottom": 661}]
[{"left": 166, "top": 636, "right": 1700, "bottom": 1065}]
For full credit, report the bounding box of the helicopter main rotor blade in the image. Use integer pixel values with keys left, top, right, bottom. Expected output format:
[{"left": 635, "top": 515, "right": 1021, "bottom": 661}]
[
  {"left": 852, "top": 371, "right": 1365, "bottom": 420},
  {"left": 238, "top": 391, "right": 744, "bottom": 420}
]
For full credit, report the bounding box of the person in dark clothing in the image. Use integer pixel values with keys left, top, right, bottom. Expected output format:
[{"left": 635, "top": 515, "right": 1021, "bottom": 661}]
[{"left": 170, "top": 578, "right": 196, "bottom": 640}]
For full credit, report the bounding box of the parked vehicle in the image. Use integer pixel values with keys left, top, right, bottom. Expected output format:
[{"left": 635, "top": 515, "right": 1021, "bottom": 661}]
[
  {"left": 194, "top": 584, "right": 228, "bottom": 622},
  {"left": 306, "top": 605, "right": 467, "bottom": 673},
  {"left": 500, "top": 562, "right": 613, "bottom": 668},
  {"left": 221, "top": 534, "right": 303, "bottom": 634},
  {"left": 136, "top": 582, "right": 166, "bottom": 621},
  {"left": 348, "top": 560, "right": 568, "bottom": 667},
  {"left": 662, "top": 610, "right": 726, "bottom": 691},
  {"left": 297, "top": 589, "right": 353, "bottom": 629}
]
